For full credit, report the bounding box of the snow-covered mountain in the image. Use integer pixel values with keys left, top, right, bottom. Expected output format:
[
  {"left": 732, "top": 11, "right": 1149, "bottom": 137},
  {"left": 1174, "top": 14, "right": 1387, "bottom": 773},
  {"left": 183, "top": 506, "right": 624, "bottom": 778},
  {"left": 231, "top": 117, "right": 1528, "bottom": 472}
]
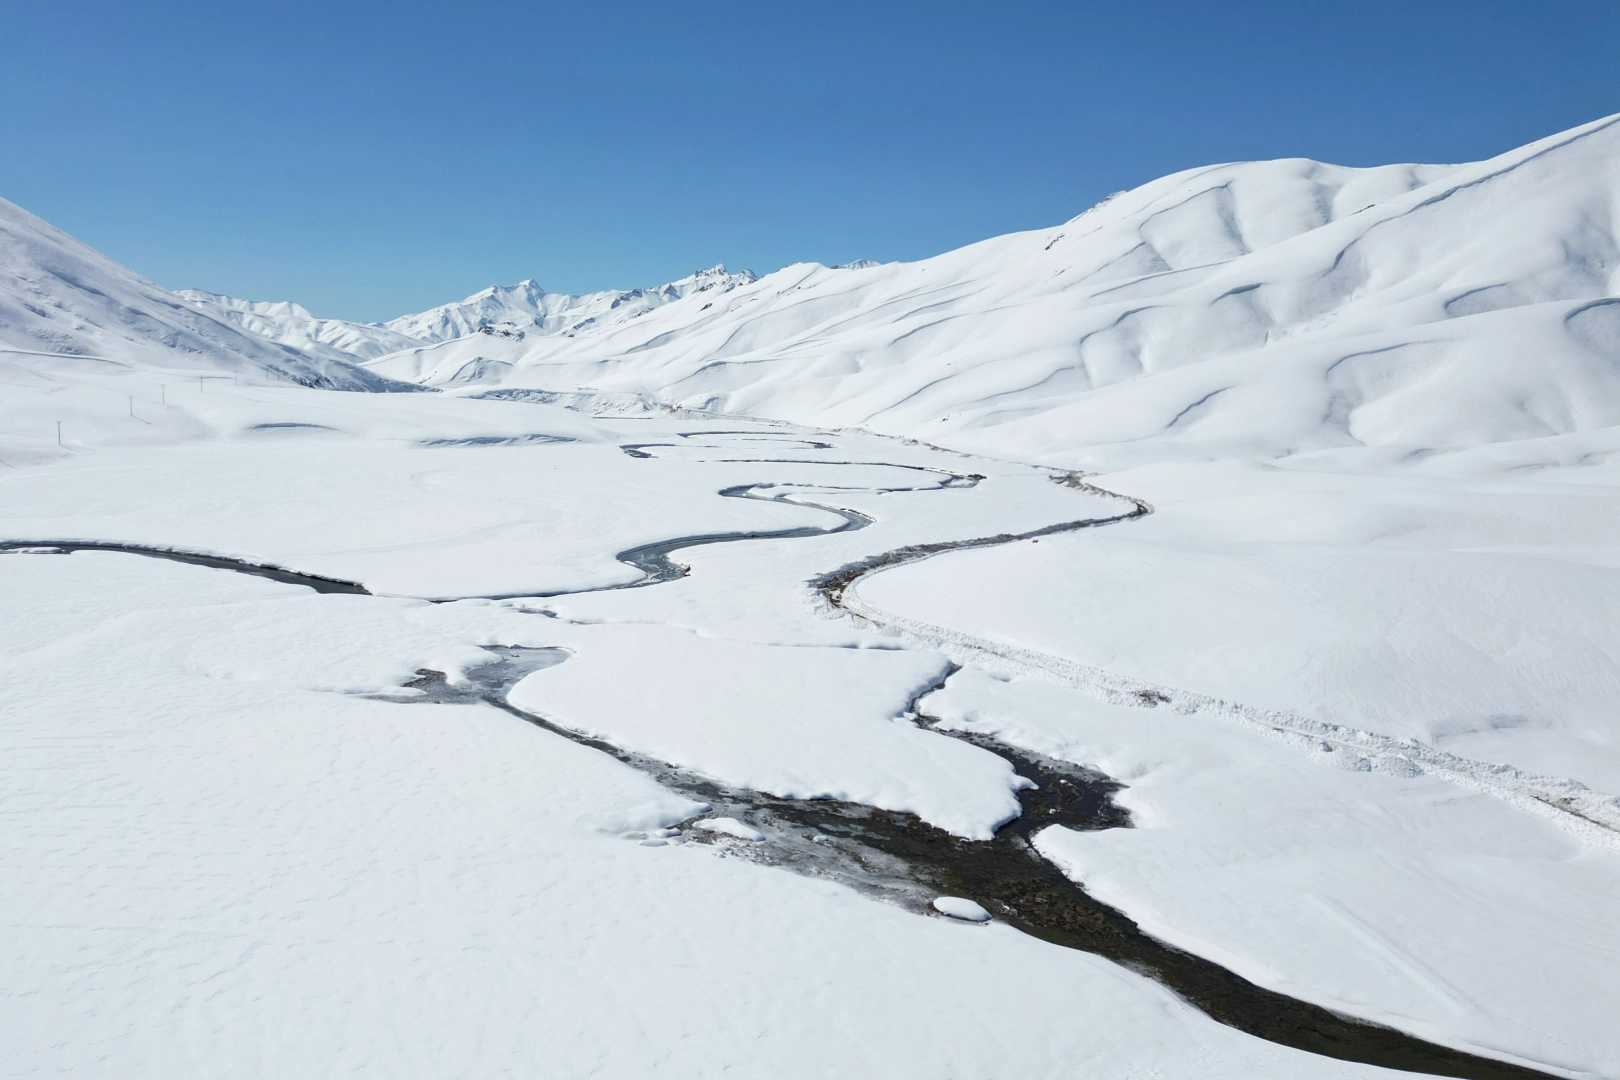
[
  {"left": 177, "top": 264, "right": 762, "bottom": 382},
  {"left": 385, "top": 265, "right": 760, "bottom": 343},
  {"left": 10, "top": 112, "right": 1619, "bottom": 466},
  {"left": 358, "top": 113, "right": 1620, "bottom": 468},
  {"left": 174, "top": 290, "right": 422, "bottom": 362},
  {"left": 0, "top": 198, "right": 402, "bottom": 391}
]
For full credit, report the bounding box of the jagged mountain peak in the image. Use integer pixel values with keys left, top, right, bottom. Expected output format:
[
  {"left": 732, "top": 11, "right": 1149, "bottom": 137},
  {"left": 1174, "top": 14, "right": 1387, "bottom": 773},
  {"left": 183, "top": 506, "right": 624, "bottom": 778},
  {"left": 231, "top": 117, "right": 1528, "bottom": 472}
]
[{"left": 373, "top": 264, "right": 760, "bottom": 344}]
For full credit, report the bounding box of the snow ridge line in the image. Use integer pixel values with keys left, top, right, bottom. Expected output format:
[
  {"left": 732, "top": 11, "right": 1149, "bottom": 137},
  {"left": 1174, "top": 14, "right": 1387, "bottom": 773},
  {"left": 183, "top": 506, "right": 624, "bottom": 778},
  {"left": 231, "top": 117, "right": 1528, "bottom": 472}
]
[{"left": 812, "top": 480, "right": 1620, "bottom": 854}]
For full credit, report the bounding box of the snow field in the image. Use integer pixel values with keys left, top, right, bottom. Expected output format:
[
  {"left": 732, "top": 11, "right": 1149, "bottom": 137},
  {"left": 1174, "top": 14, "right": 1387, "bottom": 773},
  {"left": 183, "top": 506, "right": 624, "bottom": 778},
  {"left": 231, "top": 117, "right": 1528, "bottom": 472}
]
[
  {"left": 854, "top": 458, "right": 1620, "bottom": 795},
  {"left": 921, "top": 669, "right": 1620, "bottom": 1076},
  {"left": 0, "top": 547, "right": 1405, "bottom": 1080},
  {"left": 838, "top": 451, "right": 1620, "bottom": 1074},
  {"left": 0, "top": 424, "right": 841, "bottom": 599},
  {"left": 5, "top": 384, "right": 1609, "bottom": 1073}
]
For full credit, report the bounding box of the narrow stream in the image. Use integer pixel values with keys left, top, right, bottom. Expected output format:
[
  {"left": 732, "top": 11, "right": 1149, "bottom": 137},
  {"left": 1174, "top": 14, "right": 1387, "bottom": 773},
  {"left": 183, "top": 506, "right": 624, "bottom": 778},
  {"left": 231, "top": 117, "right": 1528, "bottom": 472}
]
[
  {"left": 0, "top": 541, "right": 370, "bottom": 594},
  {"left": 1, "top": 428, "right": 1561, "bottom": 1080},
  {"left": 383, "top": 640, "right": 1556, "bottom": 1080}
]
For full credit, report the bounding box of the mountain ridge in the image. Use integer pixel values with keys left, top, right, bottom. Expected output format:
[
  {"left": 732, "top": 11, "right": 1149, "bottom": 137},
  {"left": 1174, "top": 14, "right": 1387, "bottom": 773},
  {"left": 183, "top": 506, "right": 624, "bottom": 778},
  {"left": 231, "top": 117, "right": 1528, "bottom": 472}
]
[
  {"left": 352, "top": 113, "right": 1619, "bottom": 468},
  {"left": 5, "top": 112, "right": 1617, "bottom": 468}
]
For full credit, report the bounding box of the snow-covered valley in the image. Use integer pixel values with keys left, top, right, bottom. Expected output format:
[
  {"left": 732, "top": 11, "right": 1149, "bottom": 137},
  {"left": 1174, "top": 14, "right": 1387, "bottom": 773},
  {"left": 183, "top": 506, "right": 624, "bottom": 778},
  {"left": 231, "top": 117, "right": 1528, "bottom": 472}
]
[{"left": 3, "top": 114, "right": 1619, "bottom": 1079}]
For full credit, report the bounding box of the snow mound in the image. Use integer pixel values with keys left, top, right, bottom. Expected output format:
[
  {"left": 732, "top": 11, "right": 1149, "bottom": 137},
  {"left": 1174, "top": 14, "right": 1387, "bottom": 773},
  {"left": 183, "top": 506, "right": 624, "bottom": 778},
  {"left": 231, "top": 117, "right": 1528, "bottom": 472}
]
[{"left": 932, "top": 896, "right": 991, "bottom": 922}]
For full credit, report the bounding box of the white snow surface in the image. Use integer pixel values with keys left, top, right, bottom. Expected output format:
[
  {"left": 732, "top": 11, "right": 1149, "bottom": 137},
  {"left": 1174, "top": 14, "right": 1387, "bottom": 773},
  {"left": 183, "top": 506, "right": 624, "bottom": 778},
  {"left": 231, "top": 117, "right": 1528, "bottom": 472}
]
[
  {"left": 933, "top": 896, "right": 993, "bottom": 922},
  {"left": 857, "top": 458, "right": 1620, "bottom": 800},
  {"left": 6, "top": 552, "right": 1398, "bottom": 1079},
  {"left": 0, "top": 430, "right": 834, "bottom": 599},
  {"left": 179, "top": 265, "right": 761, "bottom": 388},
  {"left": 923, "top": 670, "right": 1620, "bottom": 1075},
  {"left": 0, "top": 411, "right": 1392, "bottom": 1080}
]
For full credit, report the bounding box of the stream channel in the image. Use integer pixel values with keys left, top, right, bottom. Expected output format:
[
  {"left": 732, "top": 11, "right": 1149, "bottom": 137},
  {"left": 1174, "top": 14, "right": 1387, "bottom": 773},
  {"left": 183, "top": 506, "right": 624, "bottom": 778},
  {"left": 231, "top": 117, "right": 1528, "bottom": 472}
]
[{"left": 0, "top": 427, "right": 1560, "bottom": 1080}]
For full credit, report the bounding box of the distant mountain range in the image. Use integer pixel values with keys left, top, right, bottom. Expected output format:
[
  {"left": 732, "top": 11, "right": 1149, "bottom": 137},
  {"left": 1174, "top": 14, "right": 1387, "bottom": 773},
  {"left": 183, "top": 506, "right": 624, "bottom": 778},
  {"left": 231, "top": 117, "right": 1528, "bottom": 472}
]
[
  {"left": 178, "top": 264, "right": 766, "bottom": 363},
  {"left": 4, "top": 112, "right": 1617, "bottom": 464}
]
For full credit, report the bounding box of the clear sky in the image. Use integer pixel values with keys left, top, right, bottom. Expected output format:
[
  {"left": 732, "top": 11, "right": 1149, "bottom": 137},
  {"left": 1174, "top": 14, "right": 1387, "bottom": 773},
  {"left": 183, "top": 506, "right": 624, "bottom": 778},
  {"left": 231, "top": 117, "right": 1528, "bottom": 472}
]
[{"left": 2, "top": 1, "right": 1614, "bottom": 322}]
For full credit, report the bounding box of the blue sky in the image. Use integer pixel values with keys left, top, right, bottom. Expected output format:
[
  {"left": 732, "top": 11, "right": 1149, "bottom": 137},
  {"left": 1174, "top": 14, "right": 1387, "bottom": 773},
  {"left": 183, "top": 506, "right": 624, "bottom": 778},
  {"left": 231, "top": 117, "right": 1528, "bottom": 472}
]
[{"left": 2, "top": 1, "right": 1614, "bottom": 321}]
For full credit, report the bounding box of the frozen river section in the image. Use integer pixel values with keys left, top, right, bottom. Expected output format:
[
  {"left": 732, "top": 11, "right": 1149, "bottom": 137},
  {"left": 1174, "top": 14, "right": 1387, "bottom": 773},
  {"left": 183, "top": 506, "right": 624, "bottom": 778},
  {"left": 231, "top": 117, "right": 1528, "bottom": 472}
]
[
  {"left": 0, "top": 402, "right": 1585, "bottom": 1078},
  {"left": 4, "top": 543, "right": 1423, "bottom": 1080}
]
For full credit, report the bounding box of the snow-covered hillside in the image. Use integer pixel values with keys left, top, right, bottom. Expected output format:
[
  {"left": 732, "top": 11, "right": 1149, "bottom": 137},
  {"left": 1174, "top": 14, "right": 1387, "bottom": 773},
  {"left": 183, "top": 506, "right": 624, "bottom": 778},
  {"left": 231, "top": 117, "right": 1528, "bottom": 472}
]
[
  {"left": 153, "top": 113, "right": 1620, "bottom": 469},
  {"left": 0, "top": 198, "right": 400, "bottom": 391},
  {"left": 357, "top": 114, "right": 1620, "bottom": 469}
]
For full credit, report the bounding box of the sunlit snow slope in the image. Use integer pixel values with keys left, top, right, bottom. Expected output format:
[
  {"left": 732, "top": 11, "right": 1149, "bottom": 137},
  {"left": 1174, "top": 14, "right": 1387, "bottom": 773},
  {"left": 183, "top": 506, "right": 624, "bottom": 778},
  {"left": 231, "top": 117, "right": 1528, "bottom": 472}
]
[
  {"left": 357, "top": 113, "right": 1620, "bottom": 468},
  {"left": 0, "top": 198, "right": 401, "bottom": 391}
]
